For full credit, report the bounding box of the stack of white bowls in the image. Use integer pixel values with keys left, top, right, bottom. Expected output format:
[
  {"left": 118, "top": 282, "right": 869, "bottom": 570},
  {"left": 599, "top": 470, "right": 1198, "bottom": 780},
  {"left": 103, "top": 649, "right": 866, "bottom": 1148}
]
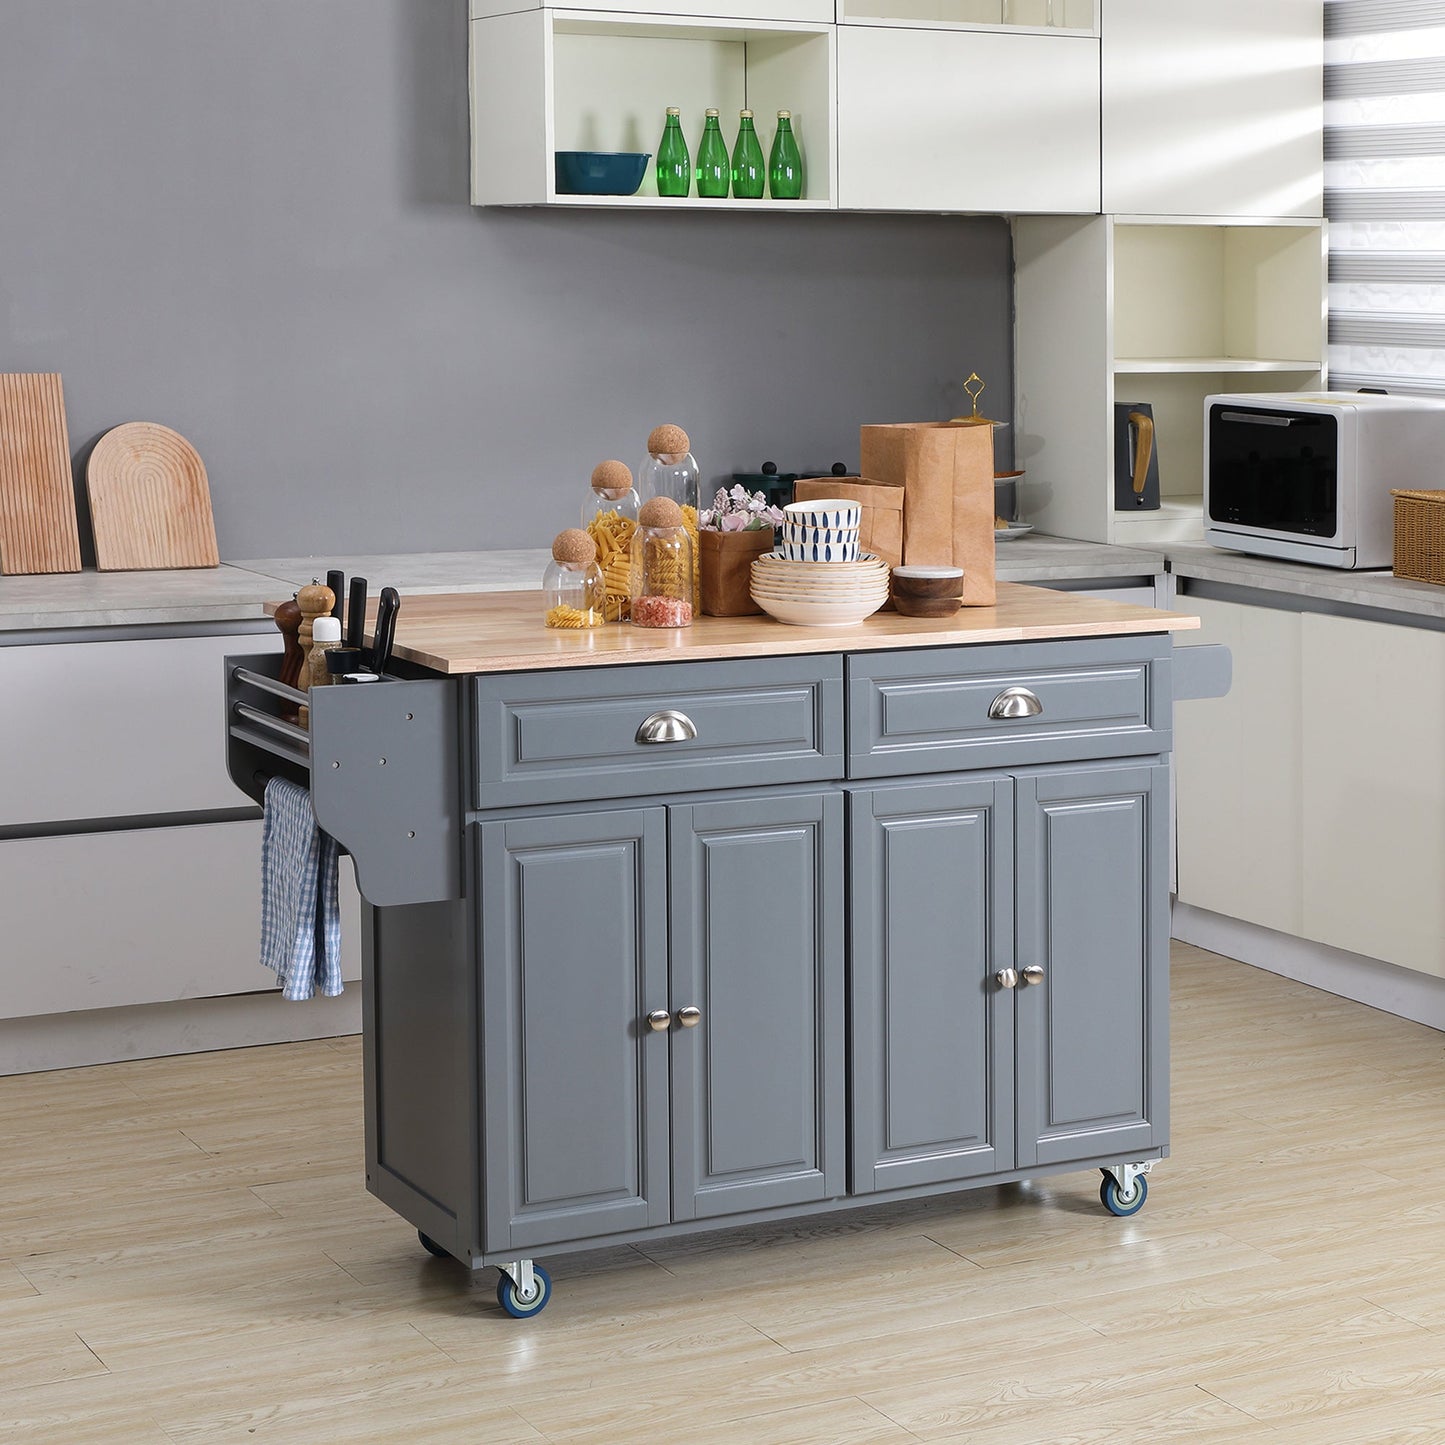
[{"left": 750, "top": 498, "right": 890, "bottom": 626}]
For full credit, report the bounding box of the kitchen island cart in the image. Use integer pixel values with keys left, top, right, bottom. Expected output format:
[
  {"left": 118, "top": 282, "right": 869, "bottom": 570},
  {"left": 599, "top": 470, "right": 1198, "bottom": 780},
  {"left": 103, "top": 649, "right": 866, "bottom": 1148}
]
[{"left": 226, "top": 584, "right": 1226, "bottom": 1316}]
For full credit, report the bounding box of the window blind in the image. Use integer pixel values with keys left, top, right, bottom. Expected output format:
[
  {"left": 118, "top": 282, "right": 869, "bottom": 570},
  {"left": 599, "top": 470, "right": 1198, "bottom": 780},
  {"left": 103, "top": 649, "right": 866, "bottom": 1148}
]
[{"left": 1326, "top": 0, "right": 1445, "bottom": 395}]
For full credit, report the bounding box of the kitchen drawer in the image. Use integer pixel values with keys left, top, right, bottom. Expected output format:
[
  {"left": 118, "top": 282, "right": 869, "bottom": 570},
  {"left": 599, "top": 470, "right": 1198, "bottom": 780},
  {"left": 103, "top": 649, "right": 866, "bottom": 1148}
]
[
  {"left": 847, "top": 636, "right": 1172, "bottom": 779},
  {"left": 0, "top": 630, "right": 281, "bottom": 827},
  {"left": 470, "top": 655, "right": 844, "bottom": 808},
  {"left": 0, "top": 820, "right": 362, "bottom": 1020}
]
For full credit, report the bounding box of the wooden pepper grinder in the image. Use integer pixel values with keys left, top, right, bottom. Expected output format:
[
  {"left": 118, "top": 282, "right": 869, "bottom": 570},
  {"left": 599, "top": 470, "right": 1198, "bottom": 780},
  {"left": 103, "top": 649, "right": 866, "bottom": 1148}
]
[
  {"left": 295, "top": 581, "right": 336, "bottom": 728},
  {"left": 273, "top": 594, "right": 305, "bottom": 722}
]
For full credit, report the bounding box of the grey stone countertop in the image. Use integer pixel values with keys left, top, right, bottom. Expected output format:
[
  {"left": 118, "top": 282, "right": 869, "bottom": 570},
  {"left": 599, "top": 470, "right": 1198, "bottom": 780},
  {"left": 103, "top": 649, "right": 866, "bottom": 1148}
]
[
  {"left": 2, "top": 539, "right": 1173, "bottom": 632},
  {"left": 1166, "top": 542, "right": 1445, "bottom": 622}
]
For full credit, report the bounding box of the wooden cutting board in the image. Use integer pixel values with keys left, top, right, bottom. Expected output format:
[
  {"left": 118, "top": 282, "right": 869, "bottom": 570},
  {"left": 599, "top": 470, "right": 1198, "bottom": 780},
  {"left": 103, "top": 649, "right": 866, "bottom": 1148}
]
[
  {"left": 0, "top": 373, "right": 84, "bottom": 575},
  {"left": 86, "top": 422, "right": 220, "bottom": 571}
]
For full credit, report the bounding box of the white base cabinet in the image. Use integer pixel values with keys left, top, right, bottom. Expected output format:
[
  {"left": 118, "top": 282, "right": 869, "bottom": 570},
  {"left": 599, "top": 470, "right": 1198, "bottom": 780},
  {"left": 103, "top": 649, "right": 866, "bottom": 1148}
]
[{"left": 1175, "top": 595, "right": 1445, "bottom": 982}]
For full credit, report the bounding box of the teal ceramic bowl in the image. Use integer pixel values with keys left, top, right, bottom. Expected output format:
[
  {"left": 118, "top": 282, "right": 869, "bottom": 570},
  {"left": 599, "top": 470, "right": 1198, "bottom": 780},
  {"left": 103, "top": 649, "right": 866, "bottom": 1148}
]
[{"left": 554, "top": 151, "right": 650, "bottom": 196}]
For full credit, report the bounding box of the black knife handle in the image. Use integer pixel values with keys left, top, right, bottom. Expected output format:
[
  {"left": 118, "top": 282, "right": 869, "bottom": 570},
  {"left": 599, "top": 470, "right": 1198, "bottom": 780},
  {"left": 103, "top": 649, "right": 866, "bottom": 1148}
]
[
  {"left": 346, "top": 577, "right": 368, "bottom": 651},
  {"left": 326, "top": 570, "right": 345, "bottom": 621},
  {"left": 373, "top": 587, "right": 401, "bottom": 676}
]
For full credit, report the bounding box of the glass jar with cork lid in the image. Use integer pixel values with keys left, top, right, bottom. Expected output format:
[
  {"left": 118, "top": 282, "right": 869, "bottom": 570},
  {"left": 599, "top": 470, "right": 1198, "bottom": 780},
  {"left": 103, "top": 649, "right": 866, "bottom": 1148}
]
[
  {"left": 543, "top": 529, "right": 605, "bottom": 629},
  {"left": 639, "top": 424, "right": 700, "bottom": 607},
  {"left": 629, "top": 497, "right": 694, "bottom": 629}
]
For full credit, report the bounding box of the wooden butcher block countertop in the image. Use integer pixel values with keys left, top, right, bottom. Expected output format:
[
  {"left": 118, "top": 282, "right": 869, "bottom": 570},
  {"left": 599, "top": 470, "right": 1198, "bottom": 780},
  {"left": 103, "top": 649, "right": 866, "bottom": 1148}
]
[{"left": 311, "top": 583, "right": 1200, "bottom": 676}]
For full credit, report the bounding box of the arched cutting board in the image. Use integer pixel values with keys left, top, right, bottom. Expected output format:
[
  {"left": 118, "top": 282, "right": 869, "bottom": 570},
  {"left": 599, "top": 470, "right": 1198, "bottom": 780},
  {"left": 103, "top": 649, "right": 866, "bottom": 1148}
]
[{"left": 86, "top": 422, "right": 219, "bottom": 571}]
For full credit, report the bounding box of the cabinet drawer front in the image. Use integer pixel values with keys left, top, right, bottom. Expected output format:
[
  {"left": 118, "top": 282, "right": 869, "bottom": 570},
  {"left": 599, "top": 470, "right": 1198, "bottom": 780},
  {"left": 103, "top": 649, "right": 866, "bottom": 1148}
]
[
  {"left": 1, "top": 631, "right": 279, "bottom": 826},
  {"left": 0, "top": 821, "right": 361, "bottom": 1020},
  {"left": 471, "top": 655, "right": 844, "bottom": 808},
  {"left": 848, "top": 637, "right": 1171, "bottom": 778}
]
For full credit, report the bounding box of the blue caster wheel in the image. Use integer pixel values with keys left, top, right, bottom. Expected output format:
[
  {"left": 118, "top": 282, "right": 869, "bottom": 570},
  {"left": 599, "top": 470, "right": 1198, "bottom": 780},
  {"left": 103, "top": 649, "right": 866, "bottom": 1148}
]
[
  {"left": 1099, "top": 1172, "right": 1148, "bottom": 1217},
  {"left": 497, "top": 1264, "right": 552, "bottom": 1319},
  {"left": 418, "top": 1231, "right": 450, "bottom": 1258}
]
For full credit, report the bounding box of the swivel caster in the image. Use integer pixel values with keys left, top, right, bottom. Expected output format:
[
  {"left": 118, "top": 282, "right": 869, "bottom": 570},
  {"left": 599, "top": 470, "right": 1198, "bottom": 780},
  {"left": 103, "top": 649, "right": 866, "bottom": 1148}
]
[
  {"left": 418, "top": 1230, "right": 450, "bottom": 1258},
  {"left": 496, "top": 1262, "right": 552, "bottom": 1319},
  {"left": 1099, "top": 1170, "right": 1149, "bottom": 1218}
]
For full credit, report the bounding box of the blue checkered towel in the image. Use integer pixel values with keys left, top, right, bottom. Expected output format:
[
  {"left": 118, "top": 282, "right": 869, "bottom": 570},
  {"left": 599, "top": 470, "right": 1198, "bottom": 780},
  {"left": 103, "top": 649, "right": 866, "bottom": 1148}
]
[{"left": 260, "top": 776, "right": 343, "bottom": 1001}]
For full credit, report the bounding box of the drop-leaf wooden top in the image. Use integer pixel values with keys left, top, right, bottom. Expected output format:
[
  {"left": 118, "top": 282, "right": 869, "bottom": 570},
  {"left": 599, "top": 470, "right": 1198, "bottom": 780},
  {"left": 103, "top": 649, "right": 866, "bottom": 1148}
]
[{"left": 275, "top": 582, "right": 1200, "bottom": 676}]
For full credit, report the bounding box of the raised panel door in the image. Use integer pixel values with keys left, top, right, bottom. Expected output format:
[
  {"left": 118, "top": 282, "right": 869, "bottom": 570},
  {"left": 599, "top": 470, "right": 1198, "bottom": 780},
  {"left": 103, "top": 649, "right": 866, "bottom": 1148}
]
[
  {"left": 849, "top": 777, "right": 1014, "bottom": 1193},
  {"left": 668, "top": 791, "right": 845, "bottom": 1220},
  {"left": 478, "top": 806, "right": 671, "bottom": 1251},
  {"left": 1014, "top": 761, "right": 1169, "bottom": 1168}
]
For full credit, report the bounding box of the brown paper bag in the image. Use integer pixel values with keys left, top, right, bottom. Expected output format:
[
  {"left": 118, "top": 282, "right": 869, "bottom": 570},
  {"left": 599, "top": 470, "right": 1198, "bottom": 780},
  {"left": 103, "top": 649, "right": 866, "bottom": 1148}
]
[
  {"left": 790, "top": 477, "right": 905, "bottom": 569},
  {"left": 859, "top": 422, "right": 996, "bottom": 606}
]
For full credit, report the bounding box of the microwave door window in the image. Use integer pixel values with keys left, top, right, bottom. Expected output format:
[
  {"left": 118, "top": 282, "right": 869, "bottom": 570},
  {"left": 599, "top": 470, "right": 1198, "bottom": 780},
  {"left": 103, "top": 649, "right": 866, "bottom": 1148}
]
[{"left": 1210, "top": 411, "right": 1338, "bottom": 537}]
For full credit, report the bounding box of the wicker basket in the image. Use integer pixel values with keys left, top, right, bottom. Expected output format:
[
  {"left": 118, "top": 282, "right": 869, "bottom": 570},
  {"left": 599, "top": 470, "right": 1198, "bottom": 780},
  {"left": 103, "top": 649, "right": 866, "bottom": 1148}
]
[{"left": 1392, "top": 489, "right": 1445, "bottom": 585}]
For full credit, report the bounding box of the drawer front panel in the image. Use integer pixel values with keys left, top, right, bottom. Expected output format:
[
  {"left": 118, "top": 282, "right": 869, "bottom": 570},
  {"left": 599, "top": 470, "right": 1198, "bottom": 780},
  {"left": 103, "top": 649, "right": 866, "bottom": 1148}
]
[
  {"left": 0, "top": 821, "right": 362, "bottom": 1020},
  {"left": 471, "top": 655, "right": 844, "bottom": 808},
  {"left": 1, "top": 630, "right": 280, "bottom": 826},
  {"left": 848, "top": 637, "right": 1171, "bottom": 778}
]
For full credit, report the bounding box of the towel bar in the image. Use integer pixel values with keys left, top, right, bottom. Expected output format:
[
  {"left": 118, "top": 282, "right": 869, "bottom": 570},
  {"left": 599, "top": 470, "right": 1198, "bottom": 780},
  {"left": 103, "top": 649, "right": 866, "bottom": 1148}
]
[{"left": 232, "top": 666, "right": 308, "bottom": 709}]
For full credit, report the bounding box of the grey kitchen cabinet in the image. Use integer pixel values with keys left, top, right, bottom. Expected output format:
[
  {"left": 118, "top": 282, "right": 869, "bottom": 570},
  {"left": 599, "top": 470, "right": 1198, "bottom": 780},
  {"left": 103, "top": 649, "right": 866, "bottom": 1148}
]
[
  {"left": 477, "top": 788, "right": 844, "bottom": 1255},
  {"left": 226, "top": 600, "right": 1218, "bottom": 1315},
  {"left": 850, "top": 759, "right": 1167, "bottom": 1195}
]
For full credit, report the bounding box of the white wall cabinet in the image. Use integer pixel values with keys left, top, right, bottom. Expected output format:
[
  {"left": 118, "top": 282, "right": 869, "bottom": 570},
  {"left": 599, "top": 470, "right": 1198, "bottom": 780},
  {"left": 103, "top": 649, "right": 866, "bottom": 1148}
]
[
  {"left": 836, "top": 27, "right": 1099, "bottom": 214},
  {"left": 1175, "top": 596, "right": 1445, "bottom": 983},
  {"left": 1014, "top": 215, "right": 1326, "bottom": 546},
  {"left": 1101, "top": 0, "right": 1323, "bottom": 219},
  {"left": 470, "top": 10, "right": 836, "bottom": 208}
]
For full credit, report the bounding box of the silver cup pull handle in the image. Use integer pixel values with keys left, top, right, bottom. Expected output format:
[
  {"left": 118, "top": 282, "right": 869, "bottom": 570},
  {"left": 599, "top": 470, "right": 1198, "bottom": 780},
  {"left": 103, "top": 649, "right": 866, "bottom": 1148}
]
[
  {"left": 636, "top": 709, "right": 698, "bottom": 745},
  {"left": 988, "top": 686, "right": 1043, "bottom": 721}
]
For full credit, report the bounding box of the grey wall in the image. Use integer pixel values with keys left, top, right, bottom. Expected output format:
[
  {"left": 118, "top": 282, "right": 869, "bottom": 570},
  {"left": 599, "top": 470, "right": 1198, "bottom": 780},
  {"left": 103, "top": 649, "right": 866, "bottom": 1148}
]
[{"left": 0, "top": 0, "right": 1013, "bottom": 560}]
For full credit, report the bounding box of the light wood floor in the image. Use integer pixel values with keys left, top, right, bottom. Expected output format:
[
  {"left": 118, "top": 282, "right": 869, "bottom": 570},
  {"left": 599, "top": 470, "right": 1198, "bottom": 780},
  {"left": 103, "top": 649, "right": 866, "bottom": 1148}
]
[{"left": 2, "top": 942, "right": 1443, "bottom": 1443}]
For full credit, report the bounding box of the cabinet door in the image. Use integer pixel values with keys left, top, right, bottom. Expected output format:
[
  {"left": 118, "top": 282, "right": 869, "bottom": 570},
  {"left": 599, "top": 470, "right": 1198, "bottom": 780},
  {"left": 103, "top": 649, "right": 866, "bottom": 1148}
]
[
  {"left": 1300, "top": 613, "right": 1445, "bottom": 979},
  {"left": 478, "top": 807, "right": 670, "bottom": 1252},
  {"left": 669, "top": 792, "right": 845, "bottom": 1220},
  {"left": 849, "top": 778, "right": 1014, "bottom": 1194},
  {"left": 837, "top": 28, "right": 1100, "bottom": 213},
  {"left": 1101, "top": 0, "right": 1322, "bottom": 218},
  {"left": 1014, "top": 762, "right": 1168, "bottom": 1168},
  {"left": 1174, "top": 596, "right": 1304, "bottom": 936}
]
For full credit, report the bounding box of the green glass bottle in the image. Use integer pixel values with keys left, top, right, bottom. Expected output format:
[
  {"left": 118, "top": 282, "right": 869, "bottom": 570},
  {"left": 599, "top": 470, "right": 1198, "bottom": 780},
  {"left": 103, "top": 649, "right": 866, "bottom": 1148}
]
[
  {"left": 656, "top": 106, "right": 690, "bottom": 198},
  {"left": 768, "top": 109, "right": 803, "bottom": 200},
  {"left": 730, "top": 109, "right": 765, "bottom": 199},
  {"left": 696, "top": 108, "right": 730, "bottom": 199}
]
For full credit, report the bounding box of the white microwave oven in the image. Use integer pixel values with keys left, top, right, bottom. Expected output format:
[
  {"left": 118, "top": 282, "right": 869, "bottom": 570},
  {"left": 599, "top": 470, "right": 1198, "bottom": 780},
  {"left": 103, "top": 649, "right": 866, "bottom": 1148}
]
[{"left": 1204, "top": 392, "right": 1445, "bottom": 569}]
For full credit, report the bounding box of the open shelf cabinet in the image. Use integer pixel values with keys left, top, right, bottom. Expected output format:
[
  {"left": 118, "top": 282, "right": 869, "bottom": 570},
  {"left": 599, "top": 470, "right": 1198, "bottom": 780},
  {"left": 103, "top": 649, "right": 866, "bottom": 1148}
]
[
  {"left": 470, "top": 9, "right": 836, "bottom": 208},
  {"left": 1013, "top": 214, "right": 1326, "bottom": 546}
]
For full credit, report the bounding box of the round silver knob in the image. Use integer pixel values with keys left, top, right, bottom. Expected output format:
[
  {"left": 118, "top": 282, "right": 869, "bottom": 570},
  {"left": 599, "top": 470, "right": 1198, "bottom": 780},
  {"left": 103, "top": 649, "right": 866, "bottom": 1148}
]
[
  {"left": 636, "top": 710, "right": 698, "bottom": 745},
  {"left": 995, "top": 968, "right": 1019, "bottom": 990},
  {"left": 645, "top": 1009, "right": 671, "bottom": 1032},
  {"left": 677, "top": 1005, "right": 702, "bottom": 1028},
  {"left": 1021, "top": 965, "right": 1046, "bottom": 987},
  {"left": 987, "top": 686, "right": 1044, "bottom": 721}
]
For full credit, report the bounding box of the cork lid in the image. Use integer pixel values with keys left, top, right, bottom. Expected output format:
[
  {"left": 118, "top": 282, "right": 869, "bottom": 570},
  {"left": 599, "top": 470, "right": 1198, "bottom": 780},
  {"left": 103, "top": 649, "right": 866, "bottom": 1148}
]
[
  {"left": 551, "top": 528, "right": 597, "bottom": 564},
  {"left": 590, "top": 459, "right": 633, "bottom": 496},
  {"left": 647, "top": 423, "right": 690, "bottom": 458},
  {"left": 638, "top": 496, "right": 685, "bottom": 529}
]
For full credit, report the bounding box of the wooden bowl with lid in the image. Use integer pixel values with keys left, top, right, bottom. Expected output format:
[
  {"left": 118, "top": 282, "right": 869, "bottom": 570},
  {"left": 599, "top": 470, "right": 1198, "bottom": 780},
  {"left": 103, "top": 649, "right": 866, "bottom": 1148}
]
[{"left": 890, "top": 565, "right": 964, "bottom": 618}]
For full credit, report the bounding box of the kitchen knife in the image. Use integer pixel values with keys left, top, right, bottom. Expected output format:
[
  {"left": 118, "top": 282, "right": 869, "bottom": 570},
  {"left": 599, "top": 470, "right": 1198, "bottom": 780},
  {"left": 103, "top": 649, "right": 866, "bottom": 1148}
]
[
  {"left": 372, "top": 587, "right": 400, "bottom": 676},
  {"left": 346, "top": 576, "right": 368, "bottom": 652},
  {"left": 327, "top": 570, "right": 345, "bottom": 621}
]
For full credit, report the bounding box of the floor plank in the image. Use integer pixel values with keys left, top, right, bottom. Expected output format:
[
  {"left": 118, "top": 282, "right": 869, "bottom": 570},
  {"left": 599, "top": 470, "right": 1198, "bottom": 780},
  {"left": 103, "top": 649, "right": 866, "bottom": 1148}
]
[{"left": 0, "top": 944, "right": 1441, "bottom": 1442}]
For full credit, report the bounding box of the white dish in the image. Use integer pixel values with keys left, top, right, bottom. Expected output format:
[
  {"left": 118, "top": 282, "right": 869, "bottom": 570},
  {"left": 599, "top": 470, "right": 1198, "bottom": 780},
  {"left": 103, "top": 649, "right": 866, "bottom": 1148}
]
[
  {"left": 753, "top": 592, "right": 887, "bottom": 627},
  {"left": 994, "top": 523, "right": 1034, "bottom": 541},
  {"left": 751, "top": 584, "right": 890, "bottom": 603},
  {"left": 755, "top": 551, "right": 883, "bottom": 570}
]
